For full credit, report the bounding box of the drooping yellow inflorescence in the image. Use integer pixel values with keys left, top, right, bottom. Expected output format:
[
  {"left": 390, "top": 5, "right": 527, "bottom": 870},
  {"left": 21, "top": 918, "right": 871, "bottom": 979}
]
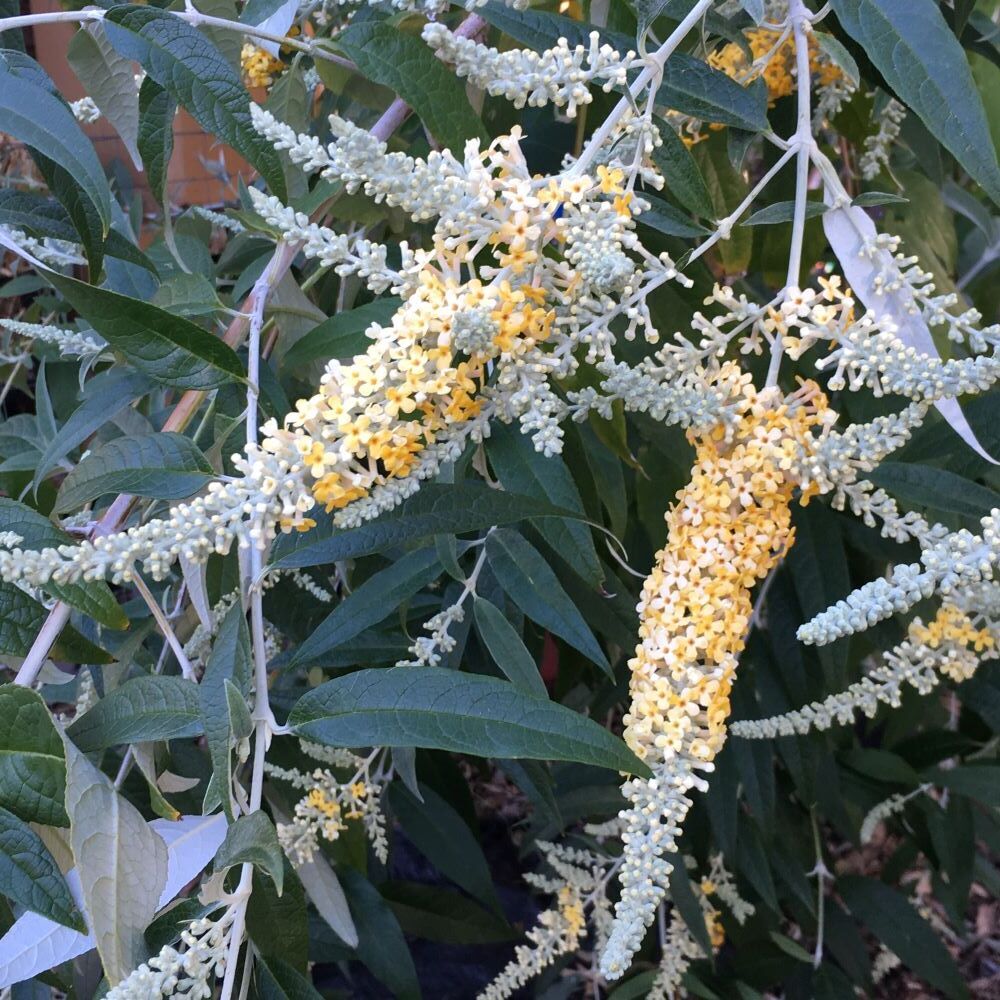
[
  {"left": 602, "top": 371, "right": 831, "bottom": 977},
  {"left": 241, "top": 43, "right": 285, "bottom": 90},
  {"left": 623, "top": 372, "right": 830, "bottom": 769},
  {"left": 259, "top": 253, "right": 553, "bottom": 523}
]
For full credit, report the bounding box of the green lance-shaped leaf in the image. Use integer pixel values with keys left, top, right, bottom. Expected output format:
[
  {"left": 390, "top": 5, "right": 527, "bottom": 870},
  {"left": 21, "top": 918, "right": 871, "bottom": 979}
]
[
  {"left": 213, "top": 811, "right": 284, "bottom": 895},
  {"left": 485, "top": 528, "right": 610, "bottom": 674},
  {"left": 339, "top": 868, "right": 421, "bottom": 1000},
  {"left": 0, "top": 685, "right": 69, "bottom": 827},
  {"left": 67, "top": 675, "right": 203, "bottom": 752},
  {"left": 389, "top": 782, "right": 502, "bottom": 915},
  {"left": 40, "top": 268, "right": 245, "bottom": 390},
  {"left": 0, "top": 584, "right": 112, "bottom": 665},
  {"left": 55, "top": 432, "right": 214, "bottom": 514},
  {"left": 0, "top": 58, "right": 110, "bottom": 236},
  {"left": 0, "top": 806, "right": 85, "bottom": 931},
  {"left": 64, "top": 743, "right": 168, "bottom": 985},
  {"left": 103, "top": 5, "right": 286, "bottom": 200},
  {"left": 289, "top": 548, "right": 442, "bottom": 666},
  {"left": 68, "top": 22, "right": 142, "bottom": 169},
  {"left": 0, "top": 498, "right": 125, "bottom": 629},
  {"left": 486, "top": 422, "right": 603, "bottom": 587},
  {"left": 838, "top": 875, "right": 968, "bottom": 999},
  {"left": 473, "top": 596, "right": 546, "bottom": 697},
  {"left": 137, "top": 78, "right": 176, "bottom": 202},
  {"left": 830, "top": 0, "right": 1000, "bottom": 206},
  {"left": 652, "top": 120, "right": 715, "bottom": 219},
  {"left": 199, "top": 603, "right": 252, "bottom": 819},
  {"left": 34, "top": 368, "right": 153, "bottom": 486},
  {"left": 868, "top": 463, "right": 1000, "bottom": 522},
  {"left": 288, "top": 667, "right": 648, "bottom": 775},
  {"left": 272, "top": 482, "right": 587, "bottom": 570},
  {"left": 335, "top": 21, "right": 486, "bottom": 151}
]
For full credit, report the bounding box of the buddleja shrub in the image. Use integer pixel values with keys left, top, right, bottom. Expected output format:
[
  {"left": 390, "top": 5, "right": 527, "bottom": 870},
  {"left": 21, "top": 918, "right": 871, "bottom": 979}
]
[{"left": 0, "top": 0, "right": 998, "bottom": 996}]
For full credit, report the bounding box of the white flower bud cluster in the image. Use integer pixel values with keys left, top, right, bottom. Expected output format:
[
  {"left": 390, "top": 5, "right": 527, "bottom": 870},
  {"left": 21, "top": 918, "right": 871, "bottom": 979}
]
[
  {"left": 648, "top": 911, "right": 703, "bottom": 1000},
  {"left": 250, "top": 103, "right": 474, "bottom": 225},
  {"left": 289, "top": 568, "right": 333, "bottom": 603},
  {"left": 795, "top": 403, "right": 934, "bottom": 543},
  {"left": 0, "top": 317, "right": 104, "bottom": 357},
  {"left": 735, "top": 596, "right": 998, "bottom": 739},
  {"left": 480, "top": 840, "right": 608, "bottom": 1000},
  {"left": 0, "top": 225, "right": 84, "bottom": 266},
  {"left": 704, "top": 853, "right": 755, "bottom": 925},
  {"left": 70, "top": 96, "right": 101, "bottom": 123},
  {"left": 423, "top": 25, "right": 635, "bottom": 119},
  {"left": 248, "top": 189, "right": 400, "bottom": 294},
  {"left": 192, "top": 206, "right": 245, "bottom": 234},
  {"left": 797, "top": 564, "right": 933, "bottom": 646},
  {"left": 859, "top": 783, "right": 932, "bottom": 844},
  {"left": 799, "top": 510, "right": 1000, "bottom": 646},
  {"left": 104, "top": 909, "right": 235, "bottom": 999},
  {"left": 858, "top": 232, "right": 1000, "bottom": 351},
  {"left": 815, "top": 313, "right": 1000, "bottom": 401},
  {"left": 0, "top": 449, "right": 310, "bottom": 587},
  {"left": 859, "top": 96, "right": 906, "bottom": 180},
  {"left": 402, "top": 602, "right": 465, "bottom": 667}
]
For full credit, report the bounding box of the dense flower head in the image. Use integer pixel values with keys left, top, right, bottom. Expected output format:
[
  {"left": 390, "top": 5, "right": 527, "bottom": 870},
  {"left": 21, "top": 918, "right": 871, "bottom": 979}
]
[
  {"left": 708, "top": 26, "right": 843, "bottom": 105},
  {"left": 602, "top": 376, "right": 832, "bottom": 977},
  {"left": 259, "top": 254, "right": 554, "bottom": 522},
  {"left": 241, "top": 43, "right": 284, "bottom": 90}
]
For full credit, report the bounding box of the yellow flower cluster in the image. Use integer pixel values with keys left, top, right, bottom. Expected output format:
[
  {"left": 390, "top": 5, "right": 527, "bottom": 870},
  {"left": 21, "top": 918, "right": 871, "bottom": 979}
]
[
  {"left": 259, "top": 249, "right": 554, "bottom": 524},
  {"left": 241, "top": 43, "right": 284, "bottom": 90},
  {"left": 623, "top": 372, "right": 830, "bottom": 770},
  {"left": 709, "top": 28, "right": 843, "bottom": 105},
  {"left": 911, "top": 604, "right": 996, "bottom": 661}
]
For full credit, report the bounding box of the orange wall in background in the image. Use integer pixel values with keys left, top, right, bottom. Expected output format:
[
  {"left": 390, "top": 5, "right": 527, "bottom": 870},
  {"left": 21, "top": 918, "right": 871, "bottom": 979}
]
[{"left": 29, "top": 0, "right": 257, "bottom": 209}]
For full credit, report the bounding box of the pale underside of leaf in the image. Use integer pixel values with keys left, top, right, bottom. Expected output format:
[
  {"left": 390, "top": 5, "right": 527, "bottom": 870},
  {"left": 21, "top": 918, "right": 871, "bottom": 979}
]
[{"left": 824, "top": 203, "right": 997, "bottom": 464}]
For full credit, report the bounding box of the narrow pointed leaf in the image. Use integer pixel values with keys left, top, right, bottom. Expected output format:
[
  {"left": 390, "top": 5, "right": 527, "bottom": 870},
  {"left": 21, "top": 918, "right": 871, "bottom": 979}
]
[
  {"left": 64, "top": 744, "right": 168, "bottom": 984},
  {"left": 290, "top": 549, "right": 441, "bottom": 666},
  {"left": 473, "top": 597, "right": 546, "bottom": 697},
  {"left": 68, "top": 22, "right": 141, "bottom": 169},
  {"left": 0, "top": 60, "right": 110, "bottom": 235},
  {"left": 272, "top": 483, "right": 585, "bottom": 571},
  {"left": 288, "top": 667, "right": 648, "bottom": 775},
  {"left": 103, "top": 5, "right": 286, "bottom": 200},
  {"left": 0, "top": 685, "right": 68, "bottom": 827},
  {"left": 485, "top": 529, "right": 609, "bottom": 673},
  {"left": 67, "top": 675, "right": 203, "bottom": 752},
  {"left": 40, "top": 268, "right": 245, "bottom": 390},
  {"left": 55, "top": 432, "right": 213, "bottom": 513},
  {"left": 0, "top": 806, "right": 84, "bottom": 931}
]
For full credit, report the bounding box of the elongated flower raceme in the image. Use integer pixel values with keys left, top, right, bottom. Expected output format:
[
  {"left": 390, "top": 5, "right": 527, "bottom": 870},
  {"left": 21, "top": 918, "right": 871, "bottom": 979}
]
[{"left": 600, "top": 377, "right": 831, "bottom": 978}]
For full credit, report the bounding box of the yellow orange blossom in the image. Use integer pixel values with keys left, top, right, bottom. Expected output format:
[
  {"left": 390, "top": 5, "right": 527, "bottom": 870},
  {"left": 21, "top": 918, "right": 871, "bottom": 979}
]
[
  {"left": 709, "top": 28, "right": 842, "bottom": 105},
  {"left": 602, "top": 370, "right": 830, "bottom": 976},
  {"left": 241, "top": 43, "right": 284, "bottom": 90},
  {"left": 911, "top": 604, "right": 996, "bottom": 661},
  {"left": 260, "top": 252, "right": 553, "bottom": 521},
  {"left": 623, "top": 374, "right": 829, "bottom": 768}
]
